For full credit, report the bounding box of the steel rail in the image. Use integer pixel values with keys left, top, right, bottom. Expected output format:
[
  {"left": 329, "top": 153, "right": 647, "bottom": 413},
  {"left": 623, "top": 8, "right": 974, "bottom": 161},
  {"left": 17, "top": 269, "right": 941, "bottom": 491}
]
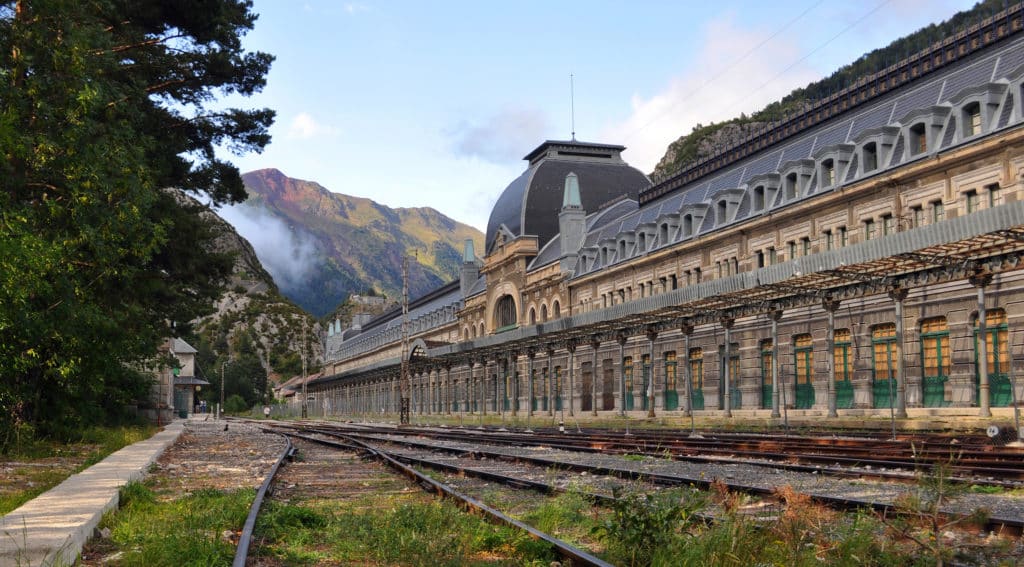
[
  {"left": 232, "top": 433, "right": 294, "bottom": 567},
  {"left": 276, "top": 430, "right": 613, "bottom": 566},
  {"left": 315, "top": 428, "right": 1024, "bottom": 533}
]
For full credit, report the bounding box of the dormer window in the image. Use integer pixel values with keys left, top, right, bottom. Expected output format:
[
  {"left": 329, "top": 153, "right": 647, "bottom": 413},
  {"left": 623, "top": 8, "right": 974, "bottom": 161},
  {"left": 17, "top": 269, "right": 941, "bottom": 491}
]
[
  {"left": 618, "top": 240, "right": 626, "bottom": 258},
  {"left": 638, "top": 232, "right": 646, "bottom": 251},
  {"left": 862, "top": 142, "right": 878, "bottom": 173},
  {"left": 963, "top": 102, "right": 982, "bottom": 137},
  {"left": 659, "top": 223, "right": 669, "bottom": 243},
  {"left": 785, "top": 172, "right": 798, "bottom": 200},
  {"left": 716, "top": 200, "right": 727, "bottom": 224},
  {"left": 821, "top": 159, "right": 835, "bottom": 187},
  {"left": 753, "top": 186, "right": 765, "bottom": 210},
  {"left": 601, "top": 247, "right": 608, "bottom": 265},
  {"left": 682, "top": 214, "right": 693, "bottom": 237},
  {"left": 909, "top": 123, "right": 927, "bottom": 155}
]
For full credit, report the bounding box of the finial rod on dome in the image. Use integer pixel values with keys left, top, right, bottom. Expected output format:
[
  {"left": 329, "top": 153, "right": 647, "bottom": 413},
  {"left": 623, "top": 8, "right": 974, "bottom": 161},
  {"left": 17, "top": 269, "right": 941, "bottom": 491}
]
[
  {"left": 570, "top": 73, "right": 576, "bottom": 142},
  {"left": 463, "top": 238, "right": 475, "bottom": 263},
  {"left": 563, "top": 172, "right": 581, "bottom": 209}
]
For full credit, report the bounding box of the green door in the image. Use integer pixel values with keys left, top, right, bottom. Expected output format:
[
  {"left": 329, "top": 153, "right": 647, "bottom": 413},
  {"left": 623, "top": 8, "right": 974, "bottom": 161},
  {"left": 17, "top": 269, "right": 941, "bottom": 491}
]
[
  {"left": 975, "top": 311, "right": 1012, "bottom": 407},
  {"left": 872, "top": 325, "right": 896, "bottom": 409},
  {"left": 689, "top": 350, "right": 705, "bottom": 411},
  {"left": 921, "top": 319, "right": 950, "bottom": 408},
  {"left": 760, "top": 343, "right": 773, "bottom": 409},
  {"left": 623, "top": 358, "right": 634, "bottom": 411},
  {"left": 719, "top": 351, "right": 741, "bottom": 410},
  {"left": 640, "top": 355, "right": 650, "bottom": 411},
  {"left": 794, "top": 334, "right": 815, "bottom": 409},
  {"left": 664, "top": 353, "right": 679, "bottom": 410},
  {"left": 554, "top": 367, "right": 563, "bottom": 411},
  {"left": 834, "top": 331, "right": 854, "bottom": 409}
]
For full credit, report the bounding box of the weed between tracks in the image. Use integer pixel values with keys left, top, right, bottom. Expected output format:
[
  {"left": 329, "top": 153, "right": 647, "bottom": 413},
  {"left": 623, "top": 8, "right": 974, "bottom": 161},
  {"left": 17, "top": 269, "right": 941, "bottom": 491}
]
[{"left": 252, "top": 493, "right": 555, "bottom": 565}]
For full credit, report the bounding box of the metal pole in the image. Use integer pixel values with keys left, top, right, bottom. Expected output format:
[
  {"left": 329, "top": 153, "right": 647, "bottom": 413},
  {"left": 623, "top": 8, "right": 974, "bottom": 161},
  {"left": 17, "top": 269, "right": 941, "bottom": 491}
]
[
  {"left": 682, "top": 322, "right": 698, "bottom": 437},
  {"left": 722, "top": 318, "right": 733, "bottom": 418},
  {"left": 825, "top": 298, "right": 839, "bottom": 418},
  {"left": 400, "top": 254, "right": 410, "bottom": 425},
  {"left": 770, "top": 311, "right": 781, "bottom": 419},
  {"left": 972, "top": 271, "right": 993, "bottom": 417},
  {"left": 617, "top": 334, "right": 627, "bottom": 417},
  {"left": 590, "top": 339, "right": 599, "bottom": 416},
  {"left": 647, "top": 329, "right": 657, "bottom": 418},
  {"left": 891, "top": 287, "right": 908, "bottom": 419},
  {"left": 526, "top": 352, "right": 535, "bottom": 432}
]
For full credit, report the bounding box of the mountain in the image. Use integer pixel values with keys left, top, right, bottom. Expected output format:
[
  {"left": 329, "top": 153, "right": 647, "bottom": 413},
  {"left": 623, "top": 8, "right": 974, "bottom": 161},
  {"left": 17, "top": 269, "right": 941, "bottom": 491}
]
[
  {"left": 234, "top": 168, "right": 484, "bottom": 317},
  {"left": 652, "top": 0, "right": 1008, "bottom": 178},
  {"left": 185, "top": 194, "right": 321, "bottom": 398}
]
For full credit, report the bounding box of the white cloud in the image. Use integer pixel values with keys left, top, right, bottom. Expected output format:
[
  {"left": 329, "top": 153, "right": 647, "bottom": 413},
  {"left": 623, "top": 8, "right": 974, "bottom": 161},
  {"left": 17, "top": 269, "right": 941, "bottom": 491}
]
[
  {"left": 447, "top": 107, "right": 550, "bottom": 164},
  {"left": 286, "top": 112, "right": 338, "bottom": 140},
  {"left": 605, "top": 15, "right": 821, "bottom": 173},
  {"left": 217, "top": 203, "right": 319, "bottom": 291},
  {"left": 344, "top": 3, "right": 369, "bottom": 14}
]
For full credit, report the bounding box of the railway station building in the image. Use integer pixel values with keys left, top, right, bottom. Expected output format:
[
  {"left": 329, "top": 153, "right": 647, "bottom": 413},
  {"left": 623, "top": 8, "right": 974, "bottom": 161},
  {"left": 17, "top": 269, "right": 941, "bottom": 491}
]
[{"left": 312, "top": 7, "right": 1024, "bottom": 422}]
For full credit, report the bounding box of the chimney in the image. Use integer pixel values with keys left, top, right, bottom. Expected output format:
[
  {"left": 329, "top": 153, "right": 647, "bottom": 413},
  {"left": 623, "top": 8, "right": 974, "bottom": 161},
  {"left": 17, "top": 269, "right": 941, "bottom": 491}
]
[
  {"left": 460, "top": 239, "right": 480, "bottom": 296},
  {"left": 558, "top": 172, "right": 586, "bottom": 273}
]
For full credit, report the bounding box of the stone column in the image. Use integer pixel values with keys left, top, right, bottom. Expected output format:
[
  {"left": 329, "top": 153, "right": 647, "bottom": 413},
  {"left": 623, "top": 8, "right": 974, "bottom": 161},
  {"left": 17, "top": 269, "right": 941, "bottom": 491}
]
[
  {"left": 823, "top": 298, "right": 840, "bottom": 418},
  {"left": 971, "top": 271, "right": 993, "bottom": 417},
  {"left": 722, "top": 317, "right": 734, "bottom": 418},
  {"left": 771, "top": 309, "right": 783, "bottom": 418},
  {"left": 567, "top": 341, "right": 577, "bottom": 417},
  {"left": 889, "top": 287, "right": 909, "bottom": 419},
  {"left": 547, "top": 346, "right": 555, "bottom": 417},
  {"left": 617, "top": 333, "right": 627, "bottom": 417},
  {"left": 527, "top": 349, "right": 536, "bottom": 417},
  {"left": 681, "top": 322, "right": 694, "bottom": 417},
  {"left": 510, "top": 352, "right": 518, "bottom": 417},
  {"left": 590, "top": 337, "right": 600, "bottom": 416},
  {"left": 647, "top": 328, "right": 658, "bottom": 418}
]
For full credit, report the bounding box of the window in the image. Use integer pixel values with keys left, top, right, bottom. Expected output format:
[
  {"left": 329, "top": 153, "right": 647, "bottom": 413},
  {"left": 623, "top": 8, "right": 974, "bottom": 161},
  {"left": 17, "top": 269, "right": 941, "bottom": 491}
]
[
  {"left": 716, "top": 261, "right": 722, "bottom": 278},
  {"left": 910, "top": 123, "right": 927, "bottom": 155},
  {"left": 882, "top": 214, "right": 894, "bottom": 235},
  {"left": 682, "top": 214, "right": 693, "bottom": 237},
  {"left": 757, "top": 250, "right": 765, "bottom": 267},
  {"left": 717, "top": 200, "right": 728, "bottom": 224},
  {"left": 768, "top": 247, "right": 777, "bottom": 265},
  {"left": 528, "top": 308, "right": 536, "bottom": 324},
  {"left": 638, "top": 232, "right": 646, "bottom": 252},
  {"left": 785, "top": 172, "right": 798, "bottom": 200},
  {"left": 911, "top": 205, "right": 924, "bottom": 228},
  {"left": 834, "top": 329, "right": 852, "bottom": 382},
  {"left": 987, "top": 184, "right": 1001, "bottom": 208},
  {"left": 931, "top": 200, "right": 945, "bottom": 223},
  {"left": 838, "top": 226, "right": 848, "bottom": 247},
  {"left": 760, "top": 339, "right": 774, "bottom": 399},
  {"left": 872, "top": 323, "right": 897, "bottom": 383},
  {"left": 618, "top": 240, "right": 626, "bottom": 258},
  {"left": 801, "top": 237, "right": 811, "bottom": 256},
  {"left": 965, "top": 190, "right": 979, "bottom": 213},
  {"left": 753, "top": 186, "right": 765, "bottom": 210},
  {"left": 664, "top": 351, "right": 677, "bottom": 392},
  {"left": 689, "top": 348, "right": 704, "bottom": 392},
  {"left": 794, "top": 334, "right": 813, "bottom": 387},
  {"left": 863, "top": 142, "right": 878, "bottom": 172},
  {"left": 824, "top": 230, "right": 833, "bottom": 251},
  {"left": 623, "top": 356, "right": 633, "bottom": 393},
  {"left": 963, "top": 102, "right": 981, "bottom": 137},
  {"left": 541, "top": 304, "right": 548, "bottom": 321},
  {"left": 787, "top": 240, "right": 796, "bottom": 260},
  {"left": 670, "top": 274, "right": 678, "bottom": 290},
  {"left": 822, "top": 159, "right": 836, "bottom": 187},
  {"left": 495, "top": 295, "right": 517, "bottom": 330},
  {"left": 921, "top": 317, "right": 950, "bottom": 379},
  {"left": 552, "top": 300, "right": 560, "bottom": 319},
  {"left": 731, "top": 257, "right": 739, "bottom": 275},
  {"left": 659, "top": 223, "right": 669, "bottom": 243},
  {"left": 694, "top": 268, "right": 701, "bottom": 283},
  {"left": 976, "top": 308, "right": 1009, "bottom": 375},
  {"left": 864, "top": 219, "right": 876, "bottom": 241}
]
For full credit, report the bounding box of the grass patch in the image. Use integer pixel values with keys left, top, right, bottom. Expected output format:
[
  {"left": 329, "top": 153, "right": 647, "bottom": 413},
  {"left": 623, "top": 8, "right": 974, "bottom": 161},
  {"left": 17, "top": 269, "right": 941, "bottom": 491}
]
[
  {"left": 95, "top": 482, "right": 253, "bottom": 566},
  {"left": 254, "top": 494, "right": 556, "bottom": 566},
  {"left": 0, "top": 425, "right": 156, "bottom": 515}
]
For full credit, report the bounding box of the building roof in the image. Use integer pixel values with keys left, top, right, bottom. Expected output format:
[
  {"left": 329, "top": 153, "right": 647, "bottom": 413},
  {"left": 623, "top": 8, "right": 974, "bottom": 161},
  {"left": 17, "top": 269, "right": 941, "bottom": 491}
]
[
  {"left": 484, "top": 140, "right": 649, "bottom": 255},
  {"left": 171, "top": 338, "right": 197, "bottom": 354},
  {"left": 173, "top": 376, "right": 209, "bottom": 386}
]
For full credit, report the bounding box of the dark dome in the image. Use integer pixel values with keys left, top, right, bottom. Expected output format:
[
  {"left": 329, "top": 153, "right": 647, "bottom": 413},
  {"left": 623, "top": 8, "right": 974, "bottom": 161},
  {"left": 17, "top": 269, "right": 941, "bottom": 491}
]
[{"left": 485, "top": 140, "right": 650, "bottom": 254}]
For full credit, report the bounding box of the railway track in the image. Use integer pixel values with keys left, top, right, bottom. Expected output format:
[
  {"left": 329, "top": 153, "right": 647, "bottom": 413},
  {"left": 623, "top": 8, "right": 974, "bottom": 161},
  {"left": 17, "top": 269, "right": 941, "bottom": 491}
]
[
  {"left": 262, "top": 420, "right": 1024, "bottom": 534},
  {"left": 236, "top": 423, "right": 614, "bottom": 565}
]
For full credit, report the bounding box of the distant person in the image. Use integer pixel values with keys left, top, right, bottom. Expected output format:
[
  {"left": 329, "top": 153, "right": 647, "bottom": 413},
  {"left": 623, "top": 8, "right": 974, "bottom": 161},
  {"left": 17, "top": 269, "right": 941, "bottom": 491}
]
[{"left": 200, "top": 400, "right": 207, "bottom": 414}]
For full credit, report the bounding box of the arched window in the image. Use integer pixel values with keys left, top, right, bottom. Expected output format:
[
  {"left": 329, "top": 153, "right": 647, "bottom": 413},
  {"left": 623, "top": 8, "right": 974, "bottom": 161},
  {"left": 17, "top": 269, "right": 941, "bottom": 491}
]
[
  {"left": 552, "top": 300, "right": 561, "bottom": 319},
  {"left": 494, "top": 295, "right": 517, "bottom": 330},
  {"left": 528, "top": 307, "right": 536, "bottom": 324},
  {"left": 541, "top": 304, "right": 548, "bottom": 322},
  {"left": 753, "top": 186, "right": 765, "bottom": 211},
  {"left": 478, "top": 322, "right": 485, "bottom": 337},
  {"left": 785, "top": 172, "right": 798, "bottom": 200}
]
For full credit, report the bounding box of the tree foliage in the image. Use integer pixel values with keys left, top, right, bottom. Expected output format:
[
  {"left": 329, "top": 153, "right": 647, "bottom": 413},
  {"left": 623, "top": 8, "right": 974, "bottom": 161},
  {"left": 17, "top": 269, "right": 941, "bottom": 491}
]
[{"left": 0, "top": 0, "right": 273, "bottom": 448}]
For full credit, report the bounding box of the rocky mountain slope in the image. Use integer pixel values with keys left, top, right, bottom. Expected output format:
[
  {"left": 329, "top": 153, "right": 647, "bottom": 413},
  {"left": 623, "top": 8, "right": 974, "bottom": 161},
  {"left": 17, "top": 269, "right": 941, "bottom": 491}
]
[
  {"left": 235, "top": 168, "right": 484, "bottom": 317},
  {"left": 185, "top": 196, "right": 321, "bottom": 391},
  {"left": 652, "top": 0, "right": 1007, "bottom": 178}
]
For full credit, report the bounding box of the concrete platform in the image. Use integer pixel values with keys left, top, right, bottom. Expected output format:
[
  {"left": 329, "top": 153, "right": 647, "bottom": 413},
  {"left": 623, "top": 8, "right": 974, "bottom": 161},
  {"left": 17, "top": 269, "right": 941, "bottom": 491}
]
[{"left": 0, "top": 421, "right": 185, "bottom": 566}]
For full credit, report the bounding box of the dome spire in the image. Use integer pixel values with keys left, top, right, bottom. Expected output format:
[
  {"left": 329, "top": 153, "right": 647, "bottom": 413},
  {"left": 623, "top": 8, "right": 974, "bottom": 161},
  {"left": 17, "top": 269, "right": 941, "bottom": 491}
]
[{"left": 562, "top": 172, "right": 581, "bottom": 209}]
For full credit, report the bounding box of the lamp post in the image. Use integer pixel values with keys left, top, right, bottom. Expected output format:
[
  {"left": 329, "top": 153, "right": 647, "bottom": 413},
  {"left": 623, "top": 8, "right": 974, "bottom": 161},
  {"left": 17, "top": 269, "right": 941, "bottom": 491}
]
[{"left": 220, "top": 360, "right": 226, "bottom": 419}]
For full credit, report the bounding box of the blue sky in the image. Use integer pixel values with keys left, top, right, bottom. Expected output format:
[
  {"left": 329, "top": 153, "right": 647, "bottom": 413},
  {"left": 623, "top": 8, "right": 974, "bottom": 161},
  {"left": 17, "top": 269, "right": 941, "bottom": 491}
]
[{"left": 223, "top": 0, "right": 978, "bottom": 232}]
